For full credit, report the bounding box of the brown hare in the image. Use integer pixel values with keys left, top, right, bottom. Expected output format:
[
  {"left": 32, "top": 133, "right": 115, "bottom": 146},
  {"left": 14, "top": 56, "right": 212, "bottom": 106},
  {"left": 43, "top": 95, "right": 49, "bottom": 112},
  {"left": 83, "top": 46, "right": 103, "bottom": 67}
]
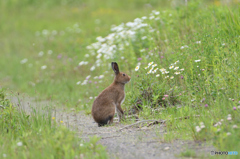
[{"left": 91, "top": 62, "right": 131, "bottom": 127}]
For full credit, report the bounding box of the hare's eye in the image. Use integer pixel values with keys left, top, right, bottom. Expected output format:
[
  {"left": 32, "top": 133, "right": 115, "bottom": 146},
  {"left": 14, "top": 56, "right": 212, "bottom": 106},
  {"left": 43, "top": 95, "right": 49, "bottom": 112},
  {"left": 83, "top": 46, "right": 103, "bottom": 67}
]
[{"left": 123, "top": 74, "right": 125, "bottom": 76}]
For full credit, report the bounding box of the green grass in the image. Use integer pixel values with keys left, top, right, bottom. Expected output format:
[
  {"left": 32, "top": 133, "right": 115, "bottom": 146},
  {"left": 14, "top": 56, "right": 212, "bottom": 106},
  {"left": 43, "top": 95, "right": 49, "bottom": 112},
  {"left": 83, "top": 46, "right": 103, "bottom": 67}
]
[
  {"left": 0, "top": 88, "right": 107, "bottom": 158},
  {"left": 1, "top": 0, "right": 240, "bottom": 158},
  {"left": 178, "top": 149, "right": 197, "bottom": 158}
]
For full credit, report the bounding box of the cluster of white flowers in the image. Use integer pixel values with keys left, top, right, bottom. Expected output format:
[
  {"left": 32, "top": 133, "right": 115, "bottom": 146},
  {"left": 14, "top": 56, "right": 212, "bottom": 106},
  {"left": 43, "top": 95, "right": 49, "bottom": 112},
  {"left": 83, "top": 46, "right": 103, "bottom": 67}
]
[
  {"left": 79, "top": 61, "right": 88, "bottom": 66},
  {"left": 135, "top": 60, "right": 184, "bottom": 79},
  {"left": 196, "top": 122, "right": 205, "bottom": 132},
  {"left": 85, "top": 10, "right": 163, "bottom": 72}
]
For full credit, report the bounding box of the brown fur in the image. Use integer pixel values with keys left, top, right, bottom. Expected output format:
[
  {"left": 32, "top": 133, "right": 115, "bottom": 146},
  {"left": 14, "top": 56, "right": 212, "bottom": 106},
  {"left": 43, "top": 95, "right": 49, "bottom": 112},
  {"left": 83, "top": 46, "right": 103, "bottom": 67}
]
[{"left": 91, "top": 62, "right": 131, "bottom": 127}]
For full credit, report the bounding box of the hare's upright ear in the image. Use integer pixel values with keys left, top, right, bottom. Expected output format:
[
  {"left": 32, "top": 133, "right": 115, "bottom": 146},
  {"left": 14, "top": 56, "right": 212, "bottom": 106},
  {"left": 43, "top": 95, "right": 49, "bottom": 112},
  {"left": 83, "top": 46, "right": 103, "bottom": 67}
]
[{"left": 111, "top": 62, "right": 119, "bottom": 75}]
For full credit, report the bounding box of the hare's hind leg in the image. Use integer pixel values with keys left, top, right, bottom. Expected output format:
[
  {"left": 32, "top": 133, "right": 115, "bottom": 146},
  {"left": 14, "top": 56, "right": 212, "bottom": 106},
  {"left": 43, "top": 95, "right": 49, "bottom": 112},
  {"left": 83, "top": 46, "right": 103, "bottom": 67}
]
[{"left": 98, "top": 108, "right": 114, "bottom": 127}]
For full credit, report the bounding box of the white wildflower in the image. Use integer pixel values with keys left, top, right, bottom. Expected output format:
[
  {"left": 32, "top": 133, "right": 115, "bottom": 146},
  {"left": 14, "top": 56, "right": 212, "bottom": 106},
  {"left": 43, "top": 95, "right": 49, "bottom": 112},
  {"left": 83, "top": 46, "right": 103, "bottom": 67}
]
[
  {"left": 90, "top": 66, "right": 95, "bottom": 71},
  {"left": 98, "top": 75, "right": 104, "bottom": 79},
  {"left": 42, "top": 29, "right": 49, "bottom": 35},
  {"left": 156, "top": 74, "right": 160, "bottom": 77},
  {"left": 174, "top": 72, "right": 180, "bottom": 75},
  {"left": 233, "top": 125, "right": 238, "bottom": 129},
  {"left": 17, "top": 142, "right": 23, "bottom": 146},
  {"left": 52, "top": 30, "right": 57, "bottom": 35},
  {"left": 135, "top": 66, "right": 140, "bottom": 71},
  {"left": 196, "top": 126, "right": 201, "bottom": 132},
  {"left": 200, "top": 125, "right": 205, "bottom": 129},
  {"left": 226, "top": 132, "right": 231, "bottom": 136},
  {"left": 154, "top": 68, "right": 158, "bottom": 72},
  {"left": 214, "top": 122, "right": 222, "bottom": 127},
  {"left": 227, "top": 116, "right": 232, "bottom": 121},
  {"left": 174, "top": 67, "right": 179, "bottom": 70},
  {"left": 76, "top": 81, "right": 81, "bottom": 85},
  {"left": 20, "top": 58, "right": 28, "bottom": 64},
  {"left": 152, "top": 64, "right": 157, "bottom": 68},
  {"left": 154, "top": 11, "right": 160, "bottom": 15},
  {"left": 196, "top": 41, "right": 201, "bottom": 44},
  {"left": 38, "top": 51, "right": 44, "bottom": 57},
  {"left": 170, "top": 76, "right": 174, "bottom": 79},
  {"left": 148, "top": 62, "right": 154, "bottom": 66},
  {"left": 194, "top": 59, "right": 201, "bottom": 62},
  {"left": 169, "top": 66, "right": 174, "bottom": 69},
  {"left": 141, "top": 36, "right": 147, "bottom": 40},
  {"left": 160, "top": 68, "right": 166, "bottom": 72},
  {"left": 96, "top": 54, "right": 102, "bottom": 58},
  {"left": 41, "top": 65, "right": 47, "bottom": 70},
  {"left": 47, "top": 50, "right": 53, "bottom": 54},
  {"left": 81, "top": 80, "right": 88, "bottom": 85},
  {"left": 147, "top": 70, "right": 152, "bottom": 74},
  {"left": 149, "top": 16, "right": 155, "bottom": 20}
]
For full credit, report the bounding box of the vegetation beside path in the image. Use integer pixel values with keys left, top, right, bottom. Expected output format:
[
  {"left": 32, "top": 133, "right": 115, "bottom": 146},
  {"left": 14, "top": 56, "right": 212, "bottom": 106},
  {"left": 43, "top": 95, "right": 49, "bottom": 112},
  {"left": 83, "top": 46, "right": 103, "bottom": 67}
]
[{"left": 0, "top": 88, "right": 107, "bottom": 158}]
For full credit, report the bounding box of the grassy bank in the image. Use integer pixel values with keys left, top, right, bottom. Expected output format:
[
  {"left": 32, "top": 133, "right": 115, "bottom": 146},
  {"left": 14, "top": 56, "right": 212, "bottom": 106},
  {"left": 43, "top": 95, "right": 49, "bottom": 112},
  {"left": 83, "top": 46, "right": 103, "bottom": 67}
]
[{"left": 0, "top": 88, "right": 107, "bottom": 158}]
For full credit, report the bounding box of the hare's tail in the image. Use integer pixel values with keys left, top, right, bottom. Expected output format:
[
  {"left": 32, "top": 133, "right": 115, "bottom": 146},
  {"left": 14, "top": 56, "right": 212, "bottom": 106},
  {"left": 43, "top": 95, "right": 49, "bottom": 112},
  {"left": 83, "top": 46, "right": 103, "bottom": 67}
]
[{"left": 98, "top": 115, "right": 114, "bottom": 127}]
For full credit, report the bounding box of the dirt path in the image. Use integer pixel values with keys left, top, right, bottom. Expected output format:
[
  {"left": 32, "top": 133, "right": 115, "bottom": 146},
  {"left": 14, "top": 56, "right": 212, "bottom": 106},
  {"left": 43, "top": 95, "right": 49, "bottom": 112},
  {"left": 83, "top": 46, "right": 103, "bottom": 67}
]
[{"left": 11, "top": 96, "right": 213, "bottom": 159}]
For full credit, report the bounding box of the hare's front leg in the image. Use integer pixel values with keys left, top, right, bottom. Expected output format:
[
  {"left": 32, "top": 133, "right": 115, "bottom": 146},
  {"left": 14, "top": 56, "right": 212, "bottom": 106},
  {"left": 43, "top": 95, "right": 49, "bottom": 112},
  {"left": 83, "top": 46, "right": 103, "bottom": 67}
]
[{"left": 116, "top": 103, "right": 124, "bottom": 122}]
